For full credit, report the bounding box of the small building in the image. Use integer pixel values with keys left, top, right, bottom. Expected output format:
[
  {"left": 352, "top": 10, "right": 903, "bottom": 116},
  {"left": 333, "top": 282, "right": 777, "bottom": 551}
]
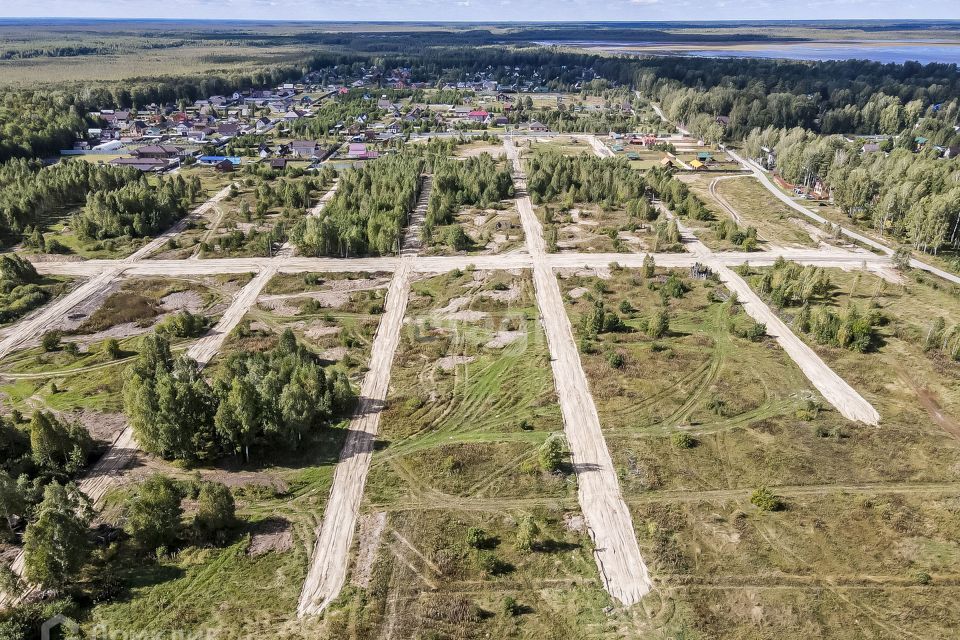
[
  {"left": 689, "top": 159, "right": 706, "bottom": 170},
  {"left": 132, "top": 145, "right": 181, "bottom": 159},
  {"left": 214, "top": 159, "right": 235, "bottom": 173},
  {"left": 526, "top": 120, "right": 548, "bottom": 133},
  {"left": 198, "top": 155, "right": 241, "bottom": 166},
  {"left": 697, "top": 152, "right": 713, "bottom": 162},
  {"left": 269, "top": 158, "right": 287, "bottom": 171}
]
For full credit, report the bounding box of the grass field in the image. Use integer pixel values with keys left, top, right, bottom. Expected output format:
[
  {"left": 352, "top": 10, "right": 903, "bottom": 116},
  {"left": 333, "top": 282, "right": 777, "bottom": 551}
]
[
  {"left": 77, "top": 272, "right": 390, "bottom": 638},
  {"left": 559, "top": 264, "right": 960, "bottom": 638},
  {"left": 679, "top": 174, "right": 826, "bottom": 251},
  {"left": 320, "top": 269, "right": 639, "bottom": 638}
]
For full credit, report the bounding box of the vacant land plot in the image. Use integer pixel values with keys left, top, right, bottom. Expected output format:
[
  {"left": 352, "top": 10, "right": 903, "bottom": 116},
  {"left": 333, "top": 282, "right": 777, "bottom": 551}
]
[
  {"left": 680, "top": 174, "right": 830, "bottom": 250},
  {"left": 559, "top": 264, "right": 960, "bottom": 638},
  {"left": 536, "top": 202, "right": 655, "bottom": 254},
  {"left": 77, "top": 272, "right": 389, "bottom": 638},
  {"left": 318, "top": 269, "right": 638, "bottom": 638}
]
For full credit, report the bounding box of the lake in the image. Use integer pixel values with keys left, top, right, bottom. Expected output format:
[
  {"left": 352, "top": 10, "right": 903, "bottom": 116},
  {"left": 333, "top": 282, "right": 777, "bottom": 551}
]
[{"left": 545, "top": 40, "right": 960, "bottom": 65}]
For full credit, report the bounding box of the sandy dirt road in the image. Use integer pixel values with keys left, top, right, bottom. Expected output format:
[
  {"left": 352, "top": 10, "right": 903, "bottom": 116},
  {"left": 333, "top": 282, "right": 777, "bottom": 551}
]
[
  {"left": 298, "top": 260, "right": 412, "bottom": 617},
  {"left": 713, "top": 264, "right": 880, "bottom": 425},
  {"left": 656, "top": 195, "right": 881, "bottom": 426},
  {"left": 187, "top": 266, "right": 275, "bottom": 366},
  {"left": 506, "top": 136, "right": 654, "bottom": 605},
  {"left": 400, "top": 175, "right": 432, "bottom": 256},
  {"left": 129, "top": 183, "right": 235, "bottom": 262}
]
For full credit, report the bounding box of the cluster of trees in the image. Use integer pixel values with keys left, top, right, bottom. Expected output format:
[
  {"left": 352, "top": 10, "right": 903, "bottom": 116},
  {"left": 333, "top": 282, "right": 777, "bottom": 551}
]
[
  {"left": 794, "top": 303, "right": 881, "bottom": 353},
  {"left": 527, "top": 151, "right": 645, "bottom": 207},
  {"left": 924, "top": 317, "right": 960, "bottom": 362},
  {"left": 291, "top": 153, "right": 423, "bottom": 256},
  {"left": 0, "top": 255, "right": 62, "bottom": 324},
  {"left": 715, "top": 218, "right": 759, "bottom": 250},
  {"left": 0, "top": 159, "right": 142, "bottom": 245},
  {"left": 754, "top": 259, "right": 833, "bottom": 308},
  {"left": 744, "top": 126, "right": 960, "bottom": 255},
  {"left": 19, "top": 472, "right": 236, "bottom": 593},
  {"left": 423, "top": 153, "right": 513, "bottom": 244},
  {"left": 123, "top": 330, "right": 355, "bottom": 463},
  {"left": 644, "top": 166, "right": 712, "bottom": 221},
  {"left": 73, "top": 173, "right": 201, "bottom": 240},
  {"left": 753, "top": 259, "right": 879, "bottom": 352}
]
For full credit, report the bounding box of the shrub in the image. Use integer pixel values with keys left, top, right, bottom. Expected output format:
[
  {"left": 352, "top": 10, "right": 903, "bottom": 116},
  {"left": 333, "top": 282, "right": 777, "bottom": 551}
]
[
  {"left": 538, "top": 434, "right": 566, "bottom": 473},
  {"left": 750, "top": 486, "right": 784, "bottom": 512},
  {"left": 194, "top": 482, "right": 236, "bottom": 540},
  {"left": 671, "top": 432, "right": 696, "bottom": 449},
  {"left": 41, "top": 331, "right": 61, "bottom": 352},
  {"left": 466, "top": 527, "right": 494, "bottom": 550},
  {"left": 607, "top": 351, "right": 625, "bottom": 369},
  {"left": 105, "top": 338, "right": 123, "bottom": 359}
]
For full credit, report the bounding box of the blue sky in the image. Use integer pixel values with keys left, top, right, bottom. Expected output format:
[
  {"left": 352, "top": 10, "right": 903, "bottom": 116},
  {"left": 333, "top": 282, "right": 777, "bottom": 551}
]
[{"left": 4, "top": 0, "right": 957, "bottom": 22}]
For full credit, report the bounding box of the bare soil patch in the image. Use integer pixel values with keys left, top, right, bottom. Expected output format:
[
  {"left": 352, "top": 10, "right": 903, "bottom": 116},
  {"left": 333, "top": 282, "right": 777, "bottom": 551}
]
[{"left": 247, "top": 517, "right": 293, "bottom": 557}]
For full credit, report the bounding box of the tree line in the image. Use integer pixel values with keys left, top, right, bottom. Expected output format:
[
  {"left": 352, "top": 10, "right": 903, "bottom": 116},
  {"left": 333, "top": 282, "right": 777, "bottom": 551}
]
[
  {"left": 72, "top": 173, "right": 202, "bottom": 240},
  {"left": 744, "top": 126, "right": 960, "bottom": 255}
]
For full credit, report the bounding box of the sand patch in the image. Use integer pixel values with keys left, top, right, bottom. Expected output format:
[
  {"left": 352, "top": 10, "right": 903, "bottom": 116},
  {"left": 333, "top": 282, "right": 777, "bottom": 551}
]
[
  {"left": 563, "top": 512, "right": 586, "bottom": 534},
  {"left": 160, "top": 290, "right": 205, "bottom": 313},
  {"left": 436, "top": 355, "right": 476, "bottom": 371},
  {"left": 480, "top": 284, "right": 521, "bottom": 303},
  {"left": 319, "top": 346, "right": 348, "bottom": 362},
  {"left": 436, "top": 296, "right": 489, "bottom": 322},
  {"left": 352, "top": 511, "right": 387, "bottom": 588},
  {"left": 485, "top": 330, "right": 525, "bottom": 349},
  {"left": 305, "top": 324, "right": 342, "bottom": 340},
  {"left": 568, "top": 287, "right": 590, "bottom": 299}
]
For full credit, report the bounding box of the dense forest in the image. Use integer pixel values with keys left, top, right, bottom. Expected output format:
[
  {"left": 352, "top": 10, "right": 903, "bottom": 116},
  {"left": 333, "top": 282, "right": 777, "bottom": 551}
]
[
  {"left": 0, "top": 159, "right": 142, "bottom": 245},
  {"left": 123, "top": 330, "right": 355, "bottom": 463},
  {"left": 73, "top": 173, "right": 202, "bottom": 240},
  {"left": 292, "top": 152, "right": 424, "bottom": 256},
  {"left": 527, "top": 151, "right": 646, "bottom": 207},
  {"left": 423, "top": 152, "right": 514, "bottom": 245}
]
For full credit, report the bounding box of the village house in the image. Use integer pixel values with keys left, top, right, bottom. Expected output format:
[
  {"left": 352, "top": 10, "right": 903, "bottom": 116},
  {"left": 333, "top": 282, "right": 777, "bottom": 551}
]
[
  {"left": 132, "top": 145, "right": 181, "bottom": 159},
  {"left": 290, "top": 140, "right": 320, "bottom": 158}
]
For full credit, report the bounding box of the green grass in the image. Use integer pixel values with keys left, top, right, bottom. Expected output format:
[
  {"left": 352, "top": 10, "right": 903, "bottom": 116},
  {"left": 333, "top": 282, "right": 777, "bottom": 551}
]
[
  {"left": 562, "top": 265, "right": 960, "bottom": 638},
  {"left": 326, "top": 269, "right": 623, "bottom": 638}
]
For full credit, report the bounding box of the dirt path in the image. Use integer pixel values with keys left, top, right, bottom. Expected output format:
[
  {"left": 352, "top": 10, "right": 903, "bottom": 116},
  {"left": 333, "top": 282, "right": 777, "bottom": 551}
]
[
  {"left": 714, "top": 264, "right": 879, "bottom": 425},
  {"left": 507, "top": 136, "right": 654, "bottom": 605},
  {"left": 400, "top": 175, "right": 432, "bottom": 256},
  {"left": 708, "top": 175, "right": 748, "bottom": 225},
  {"left": 129, "top": 183, "right": 235, "bottom": 262},
  {"left": 0, "top": 264, "right": 277, "bottom": 608},
  {"left": 297, "top": 260, "right": 412, "bottom": 617}
]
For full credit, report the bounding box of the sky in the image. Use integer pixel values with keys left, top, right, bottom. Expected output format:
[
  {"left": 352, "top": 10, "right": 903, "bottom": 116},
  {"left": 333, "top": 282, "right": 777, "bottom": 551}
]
[{"left": 4, "top": 0, "right": 959, "bottom": 22}]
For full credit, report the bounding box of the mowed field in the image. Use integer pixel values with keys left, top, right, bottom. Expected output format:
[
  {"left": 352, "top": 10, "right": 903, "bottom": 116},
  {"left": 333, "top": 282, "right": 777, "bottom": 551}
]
[{"left": 559, "top": 263, "right": 960, "bottom": 638}]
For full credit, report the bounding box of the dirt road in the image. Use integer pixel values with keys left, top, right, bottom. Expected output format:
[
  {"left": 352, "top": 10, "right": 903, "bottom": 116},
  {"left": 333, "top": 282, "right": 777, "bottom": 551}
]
[
  {"left": 128, "top": 183, "right": 235, "bottom": 262},
  {"left": 713, "top": 264, "right": 880, "bottom": 425},
  {"left": 400, "top": 175, "right": 432, "bottom": 256},
  {"left": 298, "top": 260, "right": 412, "bottom": 617},
  {"left": 187, "top": 267, "right": 275, "bottom": 366},
  {"left": 507, "top": 136, "right": 654, "bottom": 605}
]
